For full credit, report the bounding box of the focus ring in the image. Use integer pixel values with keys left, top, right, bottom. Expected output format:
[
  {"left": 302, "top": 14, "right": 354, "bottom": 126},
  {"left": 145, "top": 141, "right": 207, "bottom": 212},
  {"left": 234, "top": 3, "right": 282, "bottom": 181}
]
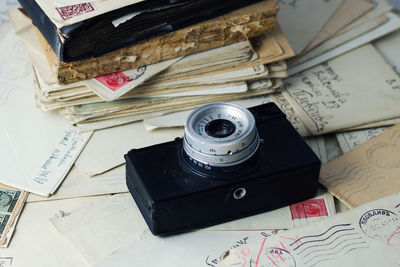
[{"left": 183, "top": 102, "right": 259, "bottom": 167}]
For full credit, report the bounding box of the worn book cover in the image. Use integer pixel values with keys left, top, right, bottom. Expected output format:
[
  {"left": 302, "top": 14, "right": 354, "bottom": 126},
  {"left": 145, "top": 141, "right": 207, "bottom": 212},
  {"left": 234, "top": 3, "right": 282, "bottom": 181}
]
[
  {"left": 19, "top": 0, "right": 263, "bottom": 62},
  {"left": 35, "top": 0, "right": 279, "bottom": 84}
]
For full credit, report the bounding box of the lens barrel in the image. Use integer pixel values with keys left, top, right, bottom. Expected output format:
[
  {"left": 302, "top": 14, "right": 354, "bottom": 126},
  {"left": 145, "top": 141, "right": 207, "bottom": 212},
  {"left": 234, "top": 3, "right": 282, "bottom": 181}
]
[{"left": 183, "top": 102, "right": 259, "bottom": 167}]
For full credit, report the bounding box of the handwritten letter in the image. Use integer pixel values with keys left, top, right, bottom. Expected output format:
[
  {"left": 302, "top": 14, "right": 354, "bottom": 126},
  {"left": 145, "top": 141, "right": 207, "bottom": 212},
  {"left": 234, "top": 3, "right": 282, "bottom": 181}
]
[{"left": 282, "top": 44, "right": 400, "bottom": 135}]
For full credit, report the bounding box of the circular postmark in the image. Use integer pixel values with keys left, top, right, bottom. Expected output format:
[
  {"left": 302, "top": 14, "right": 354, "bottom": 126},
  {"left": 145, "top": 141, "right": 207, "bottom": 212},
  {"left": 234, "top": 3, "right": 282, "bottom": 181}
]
[
  {"left": 359, "top": 209, "right": 400, "bottom": 240},
  {"left": 257, "top": 247, "right": 296, "bottom": 267},
  {"left": 366, "top": 143, "right": 400, "bottom": 169},
  {"left": 128, "top": 66, "right": 146, "bottom": 80}
]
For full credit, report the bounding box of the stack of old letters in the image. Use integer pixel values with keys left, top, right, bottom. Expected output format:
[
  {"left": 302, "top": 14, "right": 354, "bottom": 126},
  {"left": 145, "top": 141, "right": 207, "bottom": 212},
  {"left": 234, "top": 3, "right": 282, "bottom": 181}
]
[
  {"left": 1, "top": 0, "right": 400, "bottom": 265},
  {"left": 7, "top": 0, "right": 295, "bottom": 131}
]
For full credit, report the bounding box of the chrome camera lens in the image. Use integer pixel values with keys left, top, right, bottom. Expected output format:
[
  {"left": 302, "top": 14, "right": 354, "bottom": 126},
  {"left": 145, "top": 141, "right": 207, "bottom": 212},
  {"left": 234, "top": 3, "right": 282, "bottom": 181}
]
[{"left": 183, "top": 102, "right": 260, "bottom": 167}]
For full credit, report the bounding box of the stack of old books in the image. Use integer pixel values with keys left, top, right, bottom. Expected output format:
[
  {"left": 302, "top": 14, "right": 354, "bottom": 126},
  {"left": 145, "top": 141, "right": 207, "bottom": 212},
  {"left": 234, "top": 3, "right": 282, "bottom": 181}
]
[{"left": 10, "top": 0, "right": 294, "bottom": 131}]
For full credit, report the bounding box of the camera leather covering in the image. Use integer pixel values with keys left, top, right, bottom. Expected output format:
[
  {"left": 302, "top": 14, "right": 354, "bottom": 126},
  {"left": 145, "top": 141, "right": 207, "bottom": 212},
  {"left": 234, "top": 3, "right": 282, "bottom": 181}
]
[{"left": 125, "top": 103, "right": 321, "bottom": 235}]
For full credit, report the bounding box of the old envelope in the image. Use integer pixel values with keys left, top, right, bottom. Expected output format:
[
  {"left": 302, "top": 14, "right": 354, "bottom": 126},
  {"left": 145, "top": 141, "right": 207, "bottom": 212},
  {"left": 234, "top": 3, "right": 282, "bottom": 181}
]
[
  {"left": 100, "top": 229, "right": 277, "bottom": 267},
  {"left": 27, "top": 164, "right": 128, "bottom": 202},
  {"left": 0, "top": 196, "right": 107, "bottom": 266},
  {"left": 336, "top": 127, "right": 388, "bottom": 153},
  {"left": 223, "top": 192, "right": 400, "bottom": 267},
  {"left": 283, "top": 44, "right": 400, "bottom": 135},
  {"left": 0, "top": 28, "right": 91, "bottom": 196},
  {"left": 303, "top": 0, "right": 374, "bottom": 53},
  {"left": 50, "top": 193, "right": 148, "bottom": 266},
  {"left": 75, "top": 122, "right": 183, "bottom": 176},
  {"left": 49, "top": 191, "right": 334, "bottom": 265},
  {"left": 277, "top": 0, "right": 342, "bottom": 54},
  {"left": 288, "top": 11, "right": 400, "bottom": 75},
  {"left": 320, "top": 124, "right": 400, "bottom": 208},
  {"left": 374, "top": 28, "right": 400, "bottom": 76}
]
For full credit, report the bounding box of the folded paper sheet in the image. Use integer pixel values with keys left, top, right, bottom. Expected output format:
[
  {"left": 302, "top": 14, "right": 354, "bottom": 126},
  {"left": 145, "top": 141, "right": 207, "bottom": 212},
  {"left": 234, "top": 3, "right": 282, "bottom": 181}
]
[
  {"left": 27, "top": 165, "right": 128, "bottom": 202},
  {"left": 0, "top": 28, "right": 91, "bottom": 196},
  {"left": 303, "top": 0, "right": 374, "bottom": 53},
  {"left": 100, "top": 230, "right": 282, "bottom": 267},
  {"left": 50, "top": 194, "right": 148, "bottom": 266},
  {"left": 0, "top": 196, "right": 106, "bottom": 266},
  {"left": 283, "top": 44, "right": 400, "bottom": 135},
  {"left": 223, "top": 192, "right": 400, "bottom": 266},
  {"left": 97, "top": 192, "right": 334, "bottom": 267},
  {"left": 82, "top": 57, "right": 182, "bottom": 101},
  {"left": 75, "top": 122, "right": 183, "bottom": 176},
  {"left": 277, "top": 0, "right": 342, "bottom": 54},
  {"left": 288, "top": 11, "right": 400, "bottom": 75},
  {"left": 324, "top": 134, "right": 343, "bottom": 162},
  {"left": 374, "top": 29, "right": 400, "bottom": 76},
  {"left": 336, "top": 127, "right": 388, "bottom": 153},
  {"left": 50, "top": 192, "right": 334, "bottom": 265},
  {"left": 320, "top": 124, "right": 400, "bottom": 208}
]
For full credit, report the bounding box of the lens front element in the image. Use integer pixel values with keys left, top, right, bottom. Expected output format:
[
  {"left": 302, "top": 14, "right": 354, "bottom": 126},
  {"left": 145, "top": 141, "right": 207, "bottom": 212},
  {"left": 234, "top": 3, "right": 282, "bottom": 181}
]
[
  {"left": 183, "top": 102, "right": 259, "bottom": 167},
  {"left": 205, "top": 119, "right": 236, "bottom": 138}
]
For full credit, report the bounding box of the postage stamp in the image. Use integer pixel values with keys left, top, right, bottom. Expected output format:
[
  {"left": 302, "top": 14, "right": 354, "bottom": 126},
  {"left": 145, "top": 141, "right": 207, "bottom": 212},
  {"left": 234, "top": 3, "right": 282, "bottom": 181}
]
[
  {"left": 56, "top": 3, "right": 95, "bottom": 20},
  {"left": 0, "top": 215, "right": 10, "bottom": 235},
  {"left": 290, "top": 198, "right": 328, "bottom": 220},
  {"left": 94, "top": 72, "right": 134, "bottom": 92},
  {"left": 0, "top": 189, "right": 20, "bottom": 213},
  {"left": 94, "top": 67, "right": 146, "bottom": 92}
]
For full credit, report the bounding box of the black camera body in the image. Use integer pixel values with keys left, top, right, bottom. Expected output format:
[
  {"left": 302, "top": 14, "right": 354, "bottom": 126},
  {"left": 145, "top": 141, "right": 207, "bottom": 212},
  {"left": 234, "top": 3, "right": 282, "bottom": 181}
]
[{"left": 125, "top": 103, "right": 321, "bottom": 235}]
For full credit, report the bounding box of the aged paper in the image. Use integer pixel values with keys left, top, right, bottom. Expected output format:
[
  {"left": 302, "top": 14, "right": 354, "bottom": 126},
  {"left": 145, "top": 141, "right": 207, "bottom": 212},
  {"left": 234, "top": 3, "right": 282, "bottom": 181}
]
[
  {"left": 97, "top": 192, "right": 334, "bottom": 267},
  {"left": 75, "top": 122, "right": 183, "bottom": 176},
  {"left": 142, "top": 95, "right": 272, "bottom": 131},
  {"left": 0, "top": 28, "right": 91, "bottom": 196},
  {"left": 277, "top": 0, "right": 343, "bottom": 54},
  {"left": 283, "top": 44, "right": 400, "bottom": 135},
  {"left": 324, "top": 134, "right": 343, "bottom": 162},
  {"left": 288, "top": 12, "right": 400, "bottom": 75},
  {"left": 320, "top": 124, "right": 400, "bottom": 208},
  {"left": 345, "top": 116, "right": 400, "bottom": 131},
  {"left": 223, "top": 192, "right": 400, "bottom": 267},
  {"left": 303, "top": 0, "right": 374, "bottom": 53},
  {"left": 0, "top": 186, "right": 27, "bottom": 247},
  {"left": 27, "top": 164, "right": 127, "bottom": 202},
  {"left": 142, "top": 65, "right": 268, "bottom": 90},
  {"left": 35, "top": 0, "right": 145, "bottom": 28},
  {"left": 298, "top": 0, "right": 392, "bottom": 61},
  {"left": 205, "top": 191, "right": 335, "bottom": 231},
  {"left": 0, "top": 196, "right": 106, "bottom": 266},
  {"left": 269, "top": 93, "right": 310, "bottom": 137},
  {"left": 50, "top": 194, "right": 148, "bottom": 266},
  {"left": 50, "top": 192, "right": 334, "bottom": 265},
  {"left": 143, "top": 93, "right": 311, "bottom": 137},
  {"left": 290, "top": 14, "right": 388, "bottom": 67},
  {"left": 100, "top": 230, "right": 279, "bottom": 267},
  {"left": 82, "top": 58, "right": 181, "bottom": 101},
  {"left": 0, "top": 0, "right": 18, "bottom": 25},
  {"left": 336, "top": 127, "right": 388, "bottom": 153},
  {"left": 374, "top": 29, "right": 400, "bottom": 76}
]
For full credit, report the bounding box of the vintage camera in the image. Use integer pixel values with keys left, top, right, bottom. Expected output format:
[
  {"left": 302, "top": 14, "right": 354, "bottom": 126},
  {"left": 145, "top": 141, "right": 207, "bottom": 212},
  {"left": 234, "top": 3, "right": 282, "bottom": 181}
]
[{"left": 125, "top": 102, "right": 321, "bottom": 235}]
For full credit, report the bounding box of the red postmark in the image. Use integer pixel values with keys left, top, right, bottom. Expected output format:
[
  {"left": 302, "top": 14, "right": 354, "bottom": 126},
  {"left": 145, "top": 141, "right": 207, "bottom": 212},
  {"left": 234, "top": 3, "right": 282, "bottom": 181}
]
[
  {"left": 94, "top": 72, "right": 133, "bottom": 92},
  {"left": 56, "top": 3, "right": 95, "bottom": 20},
  {"left": 290, "top": 198, "right": 328, "bottom": 220},
  {"left": 387, "top": 231, "right": 400, "bottom": 247}
]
